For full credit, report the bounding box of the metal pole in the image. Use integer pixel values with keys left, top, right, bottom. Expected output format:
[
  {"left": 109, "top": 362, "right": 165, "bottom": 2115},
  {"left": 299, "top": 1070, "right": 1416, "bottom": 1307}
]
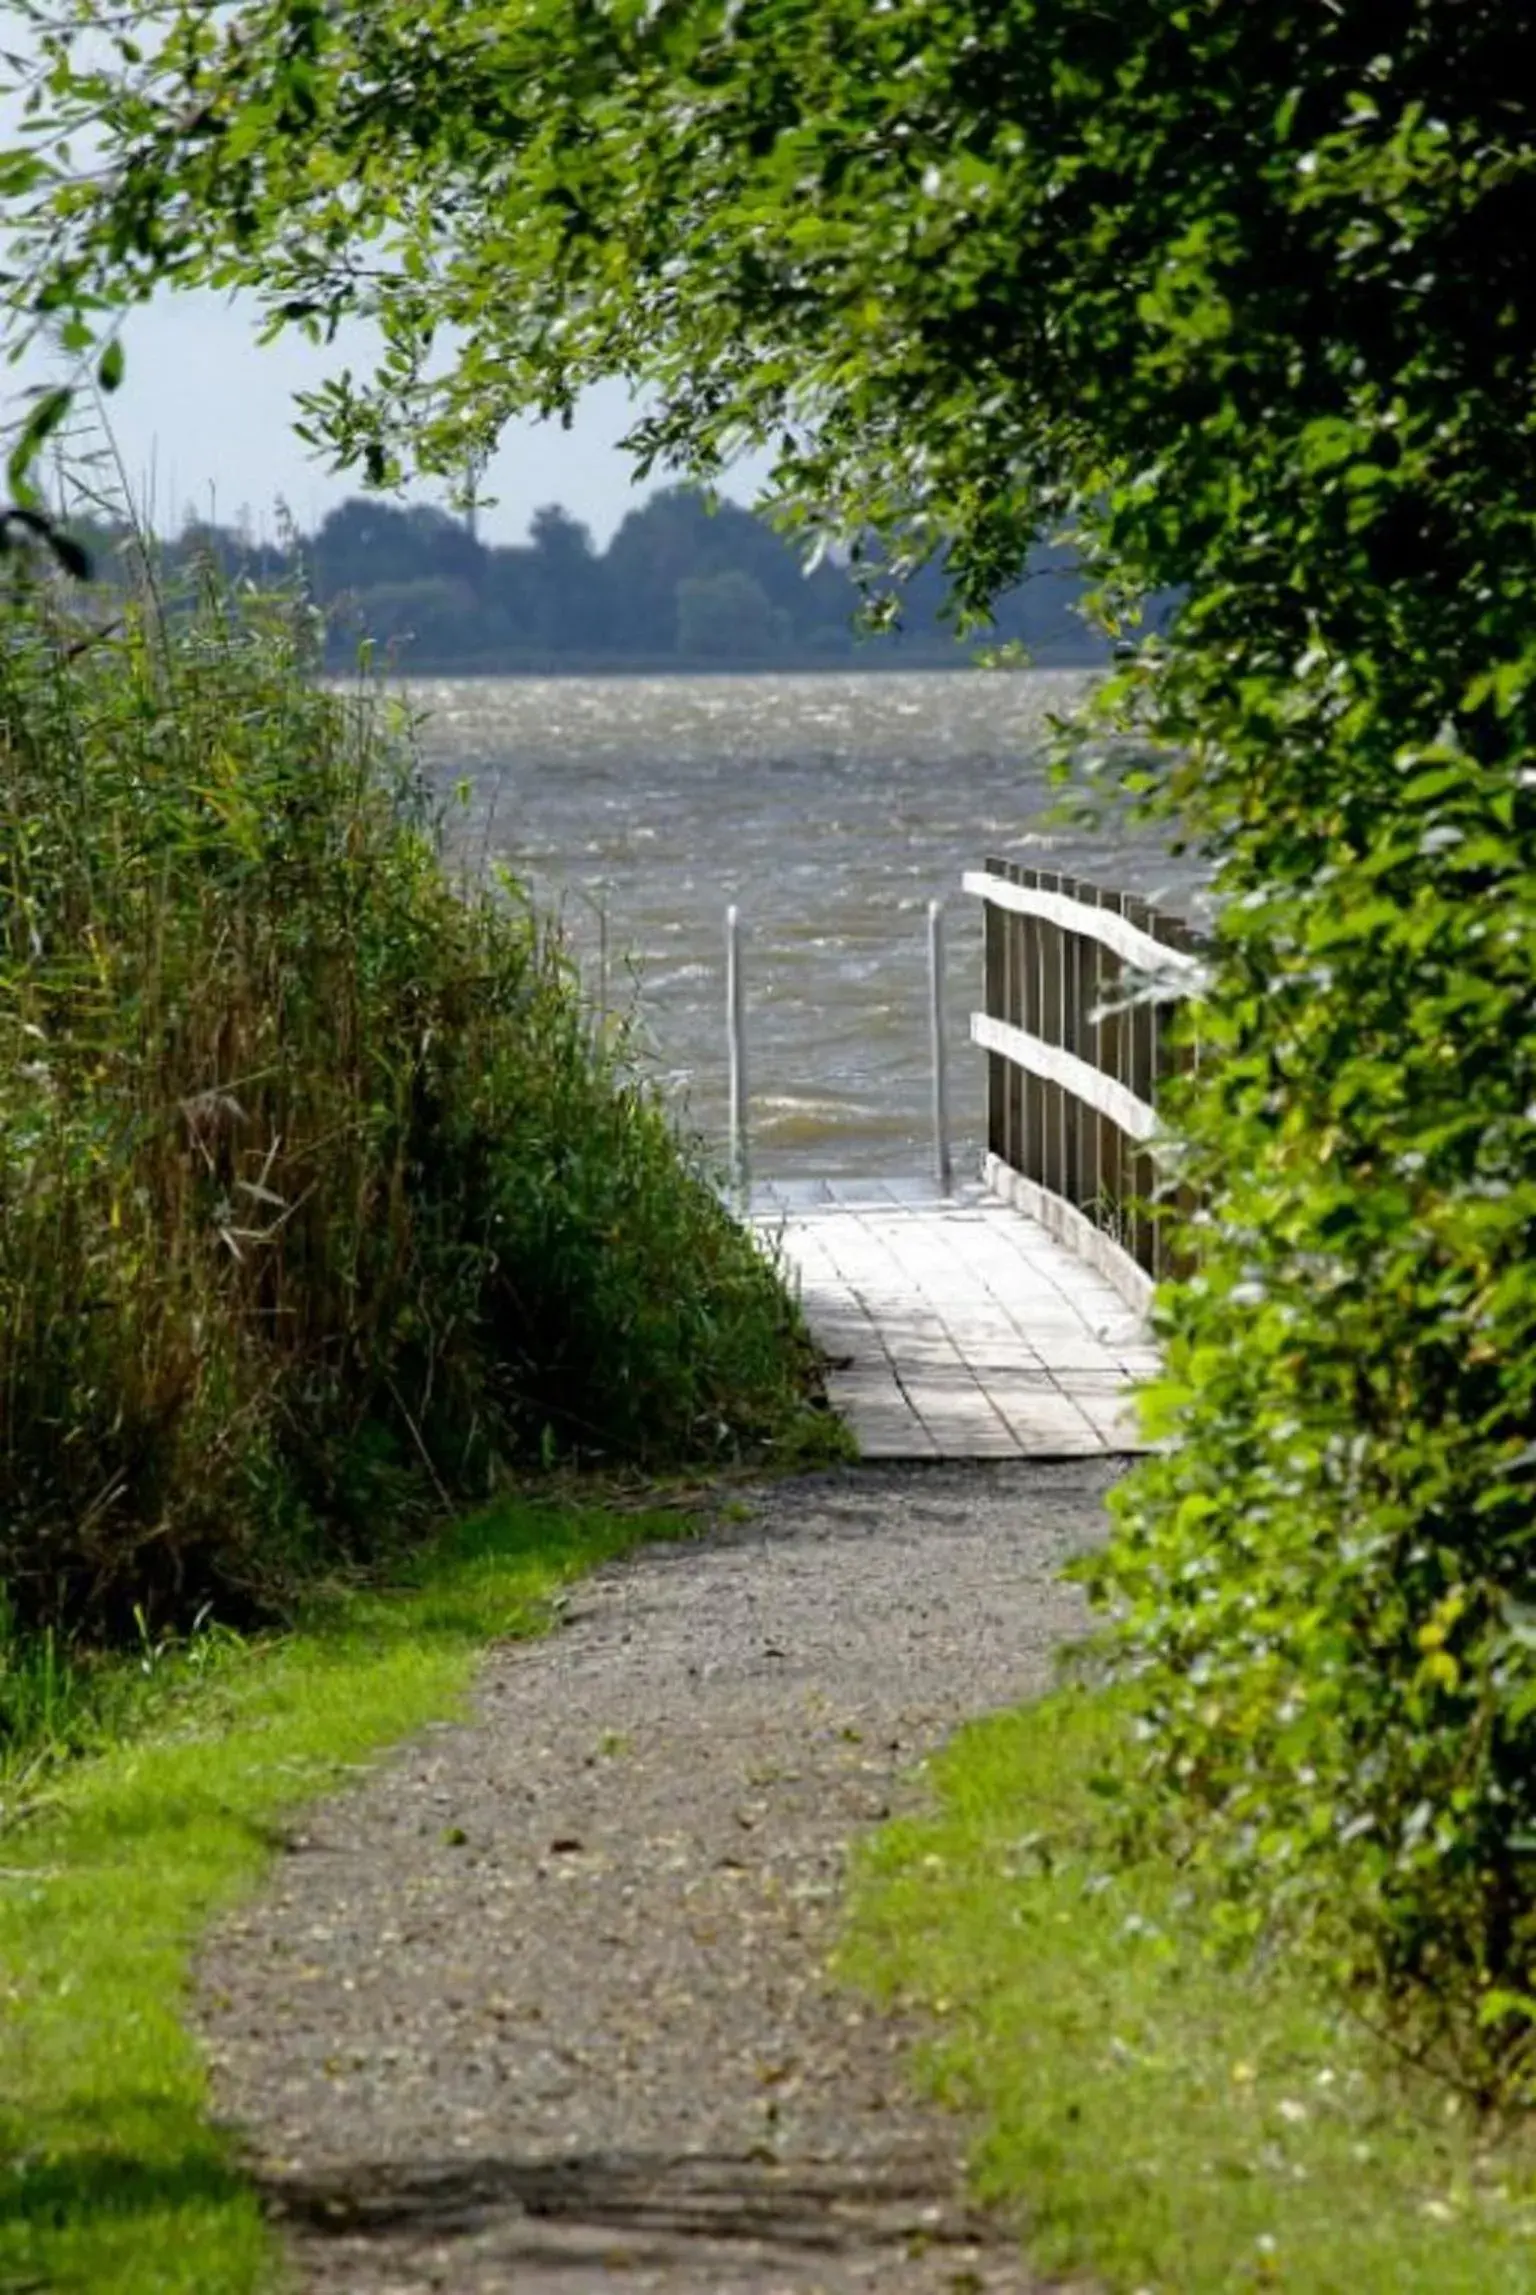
[
  {"left": 726, "top": 903, "right": 748, "bottom": 1206},
  {"left": 596, "top": 901, "right": 609, "bottom": 1036},
  {"left": 928, "top": 898, "right": 953, "bottom": 1195}
]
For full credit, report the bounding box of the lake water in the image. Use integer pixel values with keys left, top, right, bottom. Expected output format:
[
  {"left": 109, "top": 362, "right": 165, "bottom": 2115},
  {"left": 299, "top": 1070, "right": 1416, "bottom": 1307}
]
[{"left": 400, "top": 671, "right": 1202, "bottom": 1182}]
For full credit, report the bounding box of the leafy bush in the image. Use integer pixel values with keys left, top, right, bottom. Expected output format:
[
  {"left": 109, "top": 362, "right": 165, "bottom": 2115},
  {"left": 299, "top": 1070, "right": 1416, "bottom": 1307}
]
[
  {"left": 0, "top": 570, "right": 820, "bottom": 1640},
  {"left": 1091, "top": 720, "right": 1536, "bottom": 2104}
]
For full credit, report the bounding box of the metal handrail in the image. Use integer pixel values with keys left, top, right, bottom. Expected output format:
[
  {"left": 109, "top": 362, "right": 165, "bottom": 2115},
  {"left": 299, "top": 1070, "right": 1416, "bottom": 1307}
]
[
  {"left": 724, "top": 901, "right": 955, "bottom": 1203},
  {"left": 726, "top": 903, "right": 748, "bottom": 1206}
]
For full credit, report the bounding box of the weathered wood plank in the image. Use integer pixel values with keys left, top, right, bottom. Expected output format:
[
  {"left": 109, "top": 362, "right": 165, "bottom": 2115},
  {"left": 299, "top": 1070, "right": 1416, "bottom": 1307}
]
[
  {"left": 961, "top": 869, "right": 1205, "bottom": 983},
  {"left": 758, "top": 1188, "right": 1152, "bottom": 1460},
  {"left": 970, "top": 1013, "right": 1159, "bottom": 1143}
]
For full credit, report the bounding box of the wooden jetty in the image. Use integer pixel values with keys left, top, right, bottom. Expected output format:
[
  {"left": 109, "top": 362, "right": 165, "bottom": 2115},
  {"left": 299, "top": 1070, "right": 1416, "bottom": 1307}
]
[{"left": 744, "top": 864, "right": 1206, "bottom": 1459}]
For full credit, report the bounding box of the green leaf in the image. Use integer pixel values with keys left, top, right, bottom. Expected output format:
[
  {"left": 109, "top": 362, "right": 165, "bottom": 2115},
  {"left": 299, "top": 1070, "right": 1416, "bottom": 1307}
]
[{"left": 6, "top": 384, "right": 72, "bottom": 500}]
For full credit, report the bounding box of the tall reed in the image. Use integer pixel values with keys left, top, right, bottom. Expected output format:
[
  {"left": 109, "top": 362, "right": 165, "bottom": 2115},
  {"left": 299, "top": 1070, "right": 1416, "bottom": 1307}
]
[{"left": 0, "top": 564, "right": 820, "bottom": 1643}]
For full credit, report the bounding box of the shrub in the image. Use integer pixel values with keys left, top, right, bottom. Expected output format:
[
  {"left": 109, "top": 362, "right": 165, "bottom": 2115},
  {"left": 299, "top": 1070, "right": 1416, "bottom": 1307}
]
[
  {"left": 0, "top": 569, "right": 819, "bottom": 1640},
  {"left": 1088, "top": 699, "right": 1536, "bottom": 2108}
]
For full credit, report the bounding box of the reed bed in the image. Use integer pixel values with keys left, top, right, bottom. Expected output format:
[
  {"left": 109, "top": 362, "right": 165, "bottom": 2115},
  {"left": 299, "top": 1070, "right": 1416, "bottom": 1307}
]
[{"left": 0, "top": 563, "right": 820, "bottom": 1671}]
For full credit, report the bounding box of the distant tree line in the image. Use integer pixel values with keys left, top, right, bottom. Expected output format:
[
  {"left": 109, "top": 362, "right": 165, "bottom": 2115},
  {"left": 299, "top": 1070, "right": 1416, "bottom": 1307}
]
[{"left": 86, "top": 486, "right": 1110, "bottom": 672}]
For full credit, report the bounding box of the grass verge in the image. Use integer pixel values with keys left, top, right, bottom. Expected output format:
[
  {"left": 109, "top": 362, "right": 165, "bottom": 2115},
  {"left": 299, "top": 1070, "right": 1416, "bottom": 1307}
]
[
  {"left": 842, "top": 1688, "right": 1536, "bottom": 2293},
  {"left": 0, "top": 1492, "right": 683, "bottom": 2294}
]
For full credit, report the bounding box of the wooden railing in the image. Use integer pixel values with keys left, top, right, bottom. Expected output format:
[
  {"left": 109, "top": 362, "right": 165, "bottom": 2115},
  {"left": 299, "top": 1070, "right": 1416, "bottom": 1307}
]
[{"left": 963, "top": 860, "right": 1207, "bottom": 1311}]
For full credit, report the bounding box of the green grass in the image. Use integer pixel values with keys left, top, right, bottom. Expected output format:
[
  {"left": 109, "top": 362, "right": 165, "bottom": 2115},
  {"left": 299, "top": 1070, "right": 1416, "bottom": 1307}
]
[
  {"left": 0, "top": 1493, "right": 682, "bottom": 2294},
  {"left": 842, "top": 1688, "right": 1536, "bottom": 2293}
]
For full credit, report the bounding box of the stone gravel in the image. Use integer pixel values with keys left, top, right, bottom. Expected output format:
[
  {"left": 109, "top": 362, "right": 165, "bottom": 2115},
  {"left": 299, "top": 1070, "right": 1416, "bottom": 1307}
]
[{"left": 196, "top": 1459, "right": 1119, "bottom": 2293}]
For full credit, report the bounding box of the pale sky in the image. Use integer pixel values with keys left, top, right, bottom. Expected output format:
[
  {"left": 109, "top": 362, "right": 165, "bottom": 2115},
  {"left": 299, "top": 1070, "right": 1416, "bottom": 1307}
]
[{"left": 16, "top": 287, "right": 773, "bottom": 549}]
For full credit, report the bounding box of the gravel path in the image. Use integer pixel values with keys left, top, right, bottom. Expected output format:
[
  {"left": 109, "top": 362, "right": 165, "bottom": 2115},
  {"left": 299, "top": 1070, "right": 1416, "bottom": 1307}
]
[{"left": 197, "top": 1460, "right": 1117, "bottom": 2292}]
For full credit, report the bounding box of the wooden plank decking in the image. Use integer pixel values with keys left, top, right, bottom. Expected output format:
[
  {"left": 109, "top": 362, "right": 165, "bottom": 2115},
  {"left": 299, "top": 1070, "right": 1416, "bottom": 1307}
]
[{"left": 753, "top": 1179, "right": 1158, "bottom": 1459}]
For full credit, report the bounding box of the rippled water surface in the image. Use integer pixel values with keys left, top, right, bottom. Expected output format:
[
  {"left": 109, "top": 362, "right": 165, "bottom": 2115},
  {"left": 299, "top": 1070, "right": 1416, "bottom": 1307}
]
[{"left": 402, "top": 671, "right": 1200, "bottom": 1181}]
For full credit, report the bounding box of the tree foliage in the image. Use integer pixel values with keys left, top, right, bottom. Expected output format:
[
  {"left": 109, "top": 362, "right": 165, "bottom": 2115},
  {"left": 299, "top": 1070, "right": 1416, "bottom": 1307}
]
[
  {"left": 6, "top": 0, "right": 1536, "bottom": 2092},
  {"left": 96, "top": 487, "right": 1103, "bottom": 669}
]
